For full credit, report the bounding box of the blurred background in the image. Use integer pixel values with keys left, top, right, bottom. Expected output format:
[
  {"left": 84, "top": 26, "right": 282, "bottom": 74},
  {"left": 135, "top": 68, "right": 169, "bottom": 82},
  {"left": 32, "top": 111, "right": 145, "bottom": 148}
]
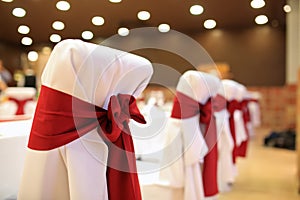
[{"left": 0, "top": 0, "right": 299, "bottom": 199}]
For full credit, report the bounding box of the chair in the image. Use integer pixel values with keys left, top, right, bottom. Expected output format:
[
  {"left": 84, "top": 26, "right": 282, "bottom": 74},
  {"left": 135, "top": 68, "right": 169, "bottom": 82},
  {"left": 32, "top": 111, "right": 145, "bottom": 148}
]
[{"left": 18, "top": 39, "right": 153, "bottom": 200}]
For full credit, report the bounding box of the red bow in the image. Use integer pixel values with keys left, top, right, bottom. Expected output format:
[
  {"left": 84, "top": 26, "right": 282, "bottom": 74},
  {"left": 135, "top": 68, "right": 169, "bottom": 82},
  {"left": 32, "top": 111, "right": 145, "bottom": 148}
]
[
  {"left": 227, "top": 99, "right": 242, "bottom": 115},
  {"left": 171, "top": 91, "right": 224, "bottom": 197},
  {"left": 8, "top": 97, "right": 33, "bottom": 115},
  {"left": 226, "top": 99, "right": 242, "bottom": 163},
  {"left": 28, "top": 85, "right": 145, "bottom": 200}
]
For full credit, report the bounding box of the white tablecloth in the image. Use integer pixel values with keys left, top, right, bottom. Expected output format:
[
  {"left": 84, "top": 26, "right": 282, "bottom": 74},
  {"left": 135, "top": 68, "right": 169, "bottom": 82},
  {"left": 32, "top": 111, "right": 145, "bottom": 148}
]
[{"left": 0, "top": 119, "right": 32, "bottom": 200}]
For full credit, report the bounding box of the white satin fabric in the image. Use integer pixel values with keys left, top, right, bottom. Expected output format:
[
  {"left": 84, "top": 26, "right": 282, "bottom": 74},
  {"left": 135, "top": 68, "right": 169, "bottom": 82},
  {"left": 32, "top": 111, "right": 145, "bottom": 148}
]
[
  {"left": 157, "top": 71, "right": 221, "bottom": 200},
  {"left": 222, "top": 80, "right": 247, "bottom": 148},
  {"left": 18, "top": 39, "right": 153, "bottom": 199}
]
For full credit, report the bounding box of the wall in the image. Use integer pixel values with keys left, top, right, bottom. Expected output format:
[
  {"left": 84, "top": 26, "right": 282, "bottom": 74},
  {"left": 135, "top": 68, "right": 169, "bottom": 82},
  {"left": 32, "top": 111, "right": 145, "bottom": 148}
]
[
  {"left": 193, "top": 26, "right": 286, "bottom": 86},
  {"left": 0, "top": 42, "right": 23, "bottom": 72}
]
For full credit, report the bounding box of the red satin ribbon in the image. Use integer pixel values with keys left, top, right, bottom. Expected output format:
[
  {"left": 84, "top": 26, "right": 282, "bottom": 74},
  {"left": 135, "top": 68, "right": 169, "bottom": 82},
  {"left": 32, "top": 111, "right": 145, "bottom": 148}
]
[
  {"left": 227, "top": 99, "right": 242, "bottom": 163},
  {"left": 28, "top": 85, "right": 144, "bottom": 200},
  {"left": 8, "top": 97, "right": 33, "bottom": 115},
  {"left": 171, "top": 92, "right": 226, "bottom": 197},
  {"left": 237, "top": 99, "right": 251, "bottom": 157}
]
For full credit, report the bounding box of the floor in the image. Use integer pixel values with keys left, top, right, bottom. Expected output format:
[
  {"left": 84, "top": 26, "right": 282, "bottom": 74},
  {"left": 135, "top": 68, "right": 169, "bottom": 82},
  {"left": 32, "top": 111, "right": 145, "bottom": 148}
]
[{"left": 219, "top": 127, "right": 300, "bottom": 200}]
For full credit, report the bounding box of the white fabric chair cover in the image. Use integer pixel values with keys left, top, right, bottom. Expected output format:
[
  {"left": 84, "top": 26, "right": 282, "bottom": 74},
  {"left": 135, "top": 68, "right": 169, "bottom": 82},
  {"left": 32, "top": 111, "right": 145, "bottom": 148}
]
[
  {"left": 0, "top": 87, "right": 36, "bottom": 116},
  {"left": 156, "top": 70, "right": 221, "bottom": 200},
  {"left": 247, "top": 91, "right": 261, "bottom": 128},
  {"left": 214, "top": 88, "right": 235, "bottom": 192},
  {"left": 222, "top": 80, "right": 247, "bottom": 147},
  {"left": 18, "top": 39, "right": 153, "bottom": 200}
]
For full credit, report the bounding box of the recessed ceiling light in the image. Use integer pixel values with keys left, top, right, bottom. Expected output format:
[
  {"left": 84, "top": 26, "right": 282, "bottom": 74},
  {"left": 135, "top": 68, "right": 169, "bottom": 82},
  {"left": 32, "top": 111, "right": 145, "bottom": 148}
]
[
  {"left": 109, "top": 0, "right": 122, "bottom": 3},
  {"left": 12, "top": 7, "right": 26, "bottom": 17},
  {"left": 137, "top": 11, "right": 151, "bottom": 21},
  {"left": 52, "top": 21, "right": 65, "bottom": 30},
  {"left": 283, "top": 5, "right": 292, "bottom": 13},
  {"left": 28, "top": 51, "right": 39, "bottom": 62},
  {"left": 50, "top": 34, "right": 61, "bottom": 43},
  {"left": 158, "top": 23, "right": 170, "bottom": 33},
  {"left": 1, "top": 0, "right": 13, "bottom": 2},
  {"left": 21, "top": 37, "right": 32, "bottom": 46},
  {"left": 92, "top": 16, "right": 105, "bottom": 26},
  {"left": 250, "top": 0, "right": 265, "bottom": 9},
  {"left": 118, "top": 27, "right": 129, "bottom": 36},
  {"left": 204, "top": 19, "right": 217, "bottom": 29},
  {"left": 56, "top": 1, "right": 70, "bottom": 11},
  {"left": 82, "top": 31, "right": 94, "bottom": 40},
  {"left": 18, "top": 25, "right": 30, "bottom": 34},
  {"left": 190, "top": 5, "right": 204, "bottom": 15},
  {"left": 255, "top": 15, "right": 268, "bottom": 25}
]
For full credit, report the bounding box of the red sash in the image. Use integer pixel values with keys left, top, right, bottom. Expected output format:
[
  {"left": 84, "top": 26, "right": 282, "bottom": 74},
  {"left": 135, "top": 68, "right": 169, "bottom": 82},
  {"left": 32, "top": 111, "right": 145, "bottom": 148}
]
[
  {"left": 227, "top": 99, "right": 242, "bottom": 164},
  {"left": 8, "top": 97, "right": 33, "bottom": 115},
  {"left": 171, "top": 92, "right": 226, "bottom": 197},
  {"left": 237, "top": 99, "right": 251, "bottom": 157},
  {"left": 28, "top": 85, "right": 144, "bottom": 200}
]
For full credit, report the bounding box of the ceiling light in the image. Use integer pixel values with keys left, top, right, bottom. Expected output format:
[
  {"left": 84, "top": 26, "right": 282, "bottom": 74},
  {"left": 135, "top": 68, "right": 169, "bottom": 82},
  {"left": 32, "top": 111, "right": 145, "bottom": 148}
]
[
  {"left": 81, "top": 31, "right": 94, "bottom": 40},
  {"left": 12, "top": 7, "right": 26, "bottom": 17},
  {"left": 158, "top": 23, "right": 170, "bottom": 33},
  {"left": 250, "top": 0, "right": 265, "bottom": 9},
  {"left": 50, "top": 34, "right": 61, "bottom": 43},
  {"left": 137, "top": 11, "right": 151, "bottom": 21},
  {"left": 255, "top": 15, "right": 268, "bottom": 25},
  {"left": 52, "top": 21, "right": 65, "bottom": 30},
  {"left": 118, "top": 27, "right": 129, "bottom": 36},
  {"left": 1, "top": 0, "right": 13, "bottom": 2},
  {"left": 18, "top": 25, "right": 30, "bottom": 34},
  {"left": 204, "top": 19, "right": 217, "bottom": 29},
  {"left": 92, "top": 16, "right": 105, "bottom": 26},
  {"left": 28, "top": 51, "right": 39, "bottom": 62},
  {"left": 190, "top": 5, "right": 204, "bottom": 15},
  {"left": 283, "top": 5, "right": 292, "bottom": 13},
  {"left": 56, "top": 1, "right": 70, "bottom": 11},
  {"left": 21, "top": 37, "right": 33, "bottom": 46},
  {"left": 109, "top": 0, "right": 122, "bottom": 3}
]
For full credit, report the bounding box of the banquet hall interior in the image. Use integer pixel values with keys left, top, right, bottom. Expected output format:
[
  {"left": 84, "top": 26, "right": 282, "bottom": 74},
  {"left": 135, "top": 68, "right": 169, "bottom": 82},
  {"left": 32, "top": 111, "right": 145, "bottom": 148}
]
[{"left": 0, "top": 0, "right": 300, "bottom": 199}]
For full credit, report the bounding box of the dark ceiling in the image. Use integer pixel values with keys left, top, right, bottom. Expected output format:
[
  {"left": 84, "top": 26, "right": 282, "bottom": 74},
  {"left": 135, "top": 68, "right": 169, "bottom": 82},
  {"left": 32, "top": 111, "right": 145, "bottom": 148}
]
[{"left": 0, "top": 0, "right": 287, "bottom": 47}]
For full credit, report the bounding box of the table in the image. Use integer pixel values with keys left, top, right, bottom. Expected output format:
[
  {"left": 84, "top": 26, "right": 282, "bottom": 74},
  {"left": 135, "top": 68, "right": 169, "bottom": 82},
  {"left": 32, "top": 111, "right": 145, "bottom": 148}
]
[{"left": 0, "top": 119, "right": 32, "bottom": 200}]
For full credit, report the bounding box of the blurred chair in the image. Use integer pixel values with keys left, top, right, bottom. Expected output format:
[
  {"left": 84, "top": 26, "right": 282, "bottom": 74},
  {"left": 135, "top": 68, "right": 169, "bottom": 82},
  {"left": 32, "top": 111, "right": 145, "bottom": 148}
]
[{"left": 2, "top": 87, "right": 36, "bottom": 116}]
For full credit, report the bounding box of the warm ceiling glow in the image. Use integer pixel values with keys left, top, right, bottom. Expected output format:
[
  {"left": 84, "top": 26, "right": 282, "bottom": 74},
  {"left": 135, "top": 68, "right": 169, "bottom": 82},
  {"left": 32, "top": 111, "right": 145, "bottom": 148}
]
[
  {"left": 92, "top": 16, "right": 105, "bottom": 26},
  {"left": 12, "top": 7, "right": 26, "bottom": 17},
  {"left": 50, "top": 34, "right": 61, "bottom": 43},
  {"left": 18, "top": 25, "right": 30, "bottom": 34},
  {"left": 204, "top": 19, "right": 217, "bottom": 29},
  {"left": 42, "top": 47, "right": 52, "bottom": 55},
  {"left": 158, "top": 23, "right": 170, "bottom": 33},
  {"left": 109, "top": 0, "right": 122, "bottom": 3},
  {"left": 1, "top": 0, "right": 13, "bottom": 2},
  {"left": 255, "top": 15, "right": 268, "bottom": 25},
  {"left": 190, "top": 5, "right": 204, "bottom": 15},
  {"left": 56, "top": 1, "right": 70, "bottom": 11},
  {"left": 137, "top": 11, "right": 151, "bottom": 21},
  {"left": 283, "top": 5, "right": 292, "bottom": 13},
  {"left": 250, "top": 0, "right": 265, "bottom": 9},
  {"left": 21, "top": 37, "right": 33, "bottom": 45},
  {"left": 28, "top": 51, "right": 39, "bottom": 62},
  {"left": 118, "top": 27, "right": 129, "bottom": 36},
  {"left": 81, "top": 31, "right": 94, "bottom": 40},
  {"left": 52, "top": 21, "right": 65, "bottom": 30}
]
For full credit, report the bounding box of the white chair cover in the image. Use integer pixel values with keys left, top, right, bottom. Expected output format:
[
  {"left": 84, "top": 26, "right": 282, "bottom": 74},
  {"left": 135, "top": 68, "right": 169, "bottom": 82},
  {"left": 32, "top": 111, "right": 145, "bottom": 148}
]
[
  {"left": 157, "top": 70, "right": 221, "bottom": 200},
  {"left": 18, "top": 39, "right": 153, "bottom": 200},
  {"left": 222, "top": 80, "right": 247, "bottom": 147},
  {"left": 0, "top": 87, "right": 36, "bottom": 116}
]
